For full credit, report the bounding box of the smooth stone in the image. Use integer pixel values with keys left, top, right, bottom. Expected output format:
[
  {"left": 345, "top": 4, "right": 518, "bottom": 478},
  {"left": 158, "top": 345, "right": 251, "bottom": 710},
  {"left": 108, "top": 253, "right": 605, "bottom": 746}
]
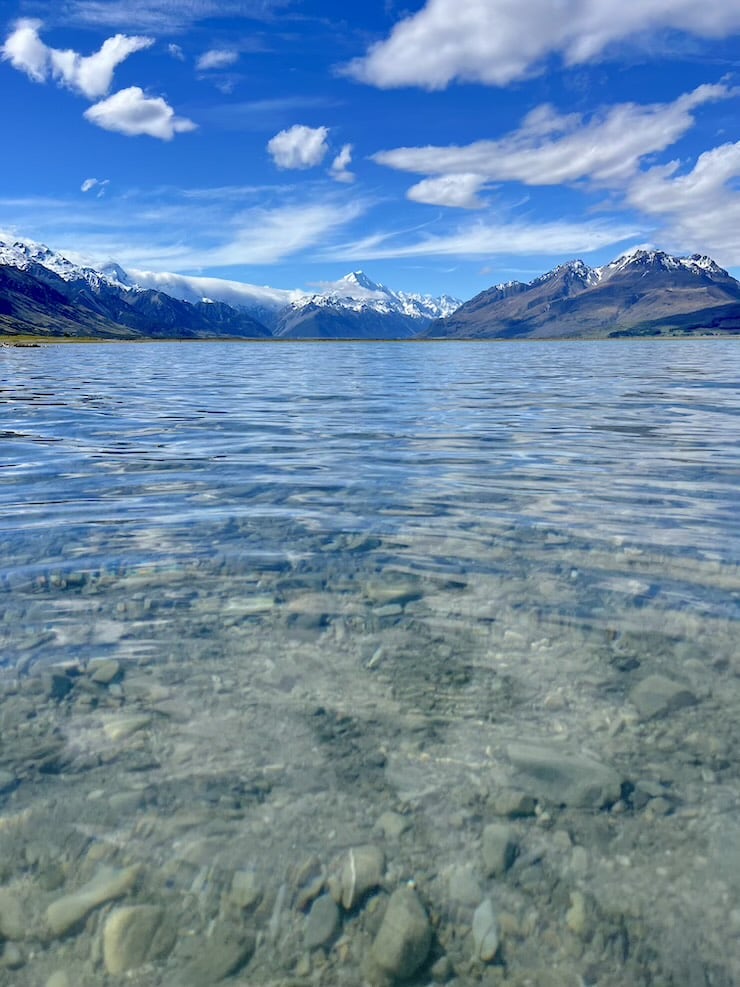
[
  {"left": 0, "top": 889, "right": 25, "bottom": 940},
  {"left": 371, "top": 886, "right": 431, "bottom": 981},
  {"left": 629, "top": 675, "right": 697, "bottom": 720},
  {"left": 448, "top": 865, "right": 483, "bottom": 907},
  {"left": 103, "top": 905, "right": 176, "bottom": 974},
  {"left": 229, "top": 870, "right": 262, "bottom": 909},
  {"left": 374, "top": 811, "right": 411, "bottom": 840},
  {"left": 472, "top": 899, "right": 500, "bottom": 962},
  {"left": 506, "top": 741, "right": 622, "bottom": 809},
  {"left": 46, "top": 865, "right": 140, "bottom": 937},
  {"left": 45, "top": 973, "right": 70, "bottom": 987},
  {"left": 565, "top": 891, "right": 586, "bottom": 936},
  {"left": 482, "top": 823, "right": 517, "bottom": 878},
  {"left": 89, "top": 660, "right": 121, "bottom": 685},
  {"left": 1, "top": 942, "right": 23, "bottom": 968},
  {"left": 490, "top": 790, "right": 537, "bottom": 818},
  {"left": 364, "top": 581, "right": 421, "bottom": 605},
  {"left": 103, "top": 716, "right": 151, "bottom": 742},
  {"left": 181, "top": 921, "right": 255, "bottom": 984},
  {"left": 304, "top": 894, "right": 340, "bottom": 949},
  {"left": 339, "top": 845, "right": 385, "bottom": 910},
  {"left": 0, "top": 770, "right": 16, "bottom": 794}
]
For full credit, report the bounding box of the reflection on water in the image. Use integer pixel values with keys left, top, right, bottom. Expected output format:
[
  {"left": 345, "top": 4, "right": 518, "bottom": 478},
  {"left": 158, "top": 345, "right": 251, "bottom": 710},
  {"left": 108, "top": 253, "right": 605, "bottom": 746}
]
[{"left": 0, "top": 340, "right": 739, "bottom": 986}]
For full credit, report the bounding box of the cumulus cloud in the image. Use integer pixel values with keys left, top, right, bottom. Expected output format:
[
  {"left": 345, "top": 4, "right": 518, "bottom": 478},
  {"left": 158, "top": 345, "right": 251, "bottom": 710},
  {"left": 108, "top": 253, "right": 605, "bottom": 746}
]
[
  {"left": 407, "top": 173, "right": 487, "bottom": 208},
  {"left": 329, "top": 144, "right": 355, "bottom": 183},
  {"left": 345, "top": 0, "right": 740, "bottom": 89},
  {"left": 84, "top": 86, "right": 197, "bottom": 139},
  {"left": 196, "top": 48, "right": 239, "bottom": 70},
  {"left": 373, "top": 85, "right": 733, "bottom": 196},
  {"left": 1, "top": 19, "right": 153, "bottom": 99},
  {"left": 627, "top": 143, "right": 740, "bottom": 264},
  {"left": 267, "top": 124, "right": 329, "bottom": 169}
]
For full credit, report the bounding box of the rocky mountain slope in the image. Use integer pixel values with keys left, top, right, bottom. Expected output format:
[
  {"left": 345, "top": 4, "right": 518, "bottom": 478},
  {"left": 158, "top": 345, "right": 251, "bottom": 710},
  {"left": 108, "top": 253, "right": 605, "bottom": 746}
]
[
  {"left": 0, "top": 240, "right": 270, "bottom": 340},
  {"left": 0, "top": 238, "right": 460, "bottom": 340},
  {"left": 425, "top": 250, "right": 740, "bottom": 339}
]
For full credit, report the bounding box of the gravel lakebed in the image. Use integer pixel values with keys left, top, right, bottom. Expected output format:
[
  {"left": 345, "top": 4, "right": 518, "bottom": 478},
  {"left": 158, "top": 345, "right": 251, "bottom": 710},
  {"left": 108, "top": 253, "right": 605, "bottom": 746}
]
[{"left": 0, "top": 525, "right": 739, "bottom": 987}]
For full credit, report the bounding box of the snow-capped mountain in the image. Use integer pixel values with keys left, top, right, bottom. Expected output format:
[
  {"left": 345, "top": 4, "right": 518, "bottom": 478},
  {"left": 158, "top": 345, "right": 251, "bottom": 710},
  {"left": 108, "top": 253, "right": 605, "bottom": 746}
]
[
  {"left": 0, "top": 235, "right": 461, "bottom": 339},
  {"left": 427, "top": 249, "right": 740, "bottom": 339},
  {"left": 274, "top": 270, "right": 461, "bottom": 338}
]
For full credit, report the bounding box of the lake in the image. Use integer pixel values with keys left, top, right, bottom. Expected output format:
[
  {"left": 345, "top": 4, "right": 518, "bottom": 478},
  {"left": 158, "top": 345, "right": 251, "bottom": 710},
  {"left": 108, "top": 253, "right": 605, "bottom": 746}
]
[{"left": 0, "top": 339, "right": 739, "bottom": 986}]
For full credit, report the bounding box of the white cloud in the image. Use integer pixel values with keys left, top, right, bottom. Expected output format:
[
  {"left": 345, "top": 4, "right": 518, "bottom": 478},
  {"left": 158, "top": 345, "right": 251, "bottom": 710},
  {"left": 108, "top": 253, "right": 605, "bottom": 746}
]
[
  {"left": 267, "top": 124, "right": 330, "bottom": 170},
  {"left": 1, "top": 19, "right": 153, "bottom": 99},
  {"left": 0, "top": 187, "right": 369, "bottom": 271},
  {"left": 407, "top": 173, "right": 488, "bottom": 208},
  {"left": 345, "top": 0, "right": 740, "bottom": 89},
  {"left": 329, "top": 144, "right": 355, "bottom": 183},
  {"left": 372, "top": 85, "right": 733, "bottom": 196},
  {"left": 329, "top": 218, "right": 638, "bottom": 261},
  {"left": 81, "top": 177, "right": 110, "bottom": 195},
  {"left": 196, "top": 48, "right": 239, "bottom": 70},
  {"left": 84, "top": 87, "right": 197, "bottom": 140},
  {"left": 67, "top": 1, "right": 289, "bottom": 33},
  {"left": 628, "top": 143, "right": 740, "bottom": 264},
  {"left": 168, "top": 43, "right": 185, "bottom": 60}
]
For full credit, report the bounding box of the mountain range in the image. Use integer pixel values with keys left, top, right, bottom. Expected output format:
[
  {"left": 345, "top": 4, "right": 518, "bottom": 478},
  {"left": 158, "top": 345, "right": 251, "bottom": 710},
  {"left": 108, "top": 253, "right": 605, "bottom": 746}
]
[
  {"left": 1, "top": 236, "right": 740, "bottom": 341},
  {"left": 0, "top": 238, "right": 459, "bottom": 341},
  {"left": 425, "top": 251, "right": 740, "bottom": 339}
]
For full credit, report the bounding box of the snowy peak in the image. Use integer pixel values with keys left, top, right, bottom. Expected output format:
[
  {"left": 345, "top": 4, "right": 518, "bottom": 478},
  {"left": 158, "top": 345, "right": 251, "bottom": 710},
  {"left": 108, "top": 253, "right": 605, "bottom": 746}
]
[
  {"left": 598, "top": 249, "right": 731, "bottom": 281},
  {"left": 0, "top": 236, "right": 131, "bottom": 292},
  {"left": 341, "top": 270, "right": 384, "bottom": 292},
  {"left": 532, "top": 258, "right": 600, "bottom": 288}
]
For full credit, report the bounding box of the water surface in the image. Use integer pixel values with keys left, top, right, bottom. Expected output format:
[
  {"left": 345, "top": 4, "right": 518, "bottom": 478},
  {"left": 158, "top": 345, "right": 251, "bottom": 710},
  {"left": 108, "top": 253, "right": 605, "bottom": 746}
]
[{"left": 0, "top": 340, "right": 738, "bottom": 986}]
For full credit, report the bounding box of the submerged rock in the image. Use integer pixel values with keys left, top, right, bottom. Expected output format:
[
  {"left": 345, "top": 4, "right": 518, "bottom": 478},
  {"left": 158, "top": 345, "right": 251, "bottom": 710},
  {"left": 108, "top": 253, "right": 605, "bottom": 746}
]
[
  {"left": 46, "top": 865, "right": 140, "bottom": 938},
  {"left": 472, "top": 898, "right": 500, "bottom": 962},
  {"left": 333, "top": 845, "right": 385, "bottom": 910},
  {"left": 506, "top": 741, "right": 622, "bottom": 809},
  {"left": 371, "top": 886, "right": 432, "bottom": 981},
  {"left": 102, "top": 904, "right": 176, "bottom": 973},
  {"left": 629, "top": 674, "right": 697, "bottom": 720},
  {"left": 304, "top": 893, "right": 340, "bottom": 949},
  {"left": 482, "top": 823, "right": 518, "bottom": 878}
]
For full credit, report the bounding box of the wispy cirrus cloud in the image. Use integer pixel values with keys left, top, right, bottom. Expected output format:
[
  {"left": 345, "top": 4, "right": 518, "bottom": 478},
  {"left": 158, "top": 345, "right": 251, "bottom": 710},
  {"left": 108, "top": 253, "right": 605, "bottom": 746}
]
[
  {"left": 196, "top": 48, "right": 240, "bottom": 70},
  {"left": 373, "top": 84, "right": 735, "bottom": 205},
  {"left": 326, "top": 216, "right": 639, "bottom": 262},
  {"left": 0, "top": 185, "right": 370, "bottom": 271},
  {"left": 345, "top": 0, "right": 740, "bottom": 90},
  {"left": 63, "top": 0, "right": 291, "bottom": 33}
]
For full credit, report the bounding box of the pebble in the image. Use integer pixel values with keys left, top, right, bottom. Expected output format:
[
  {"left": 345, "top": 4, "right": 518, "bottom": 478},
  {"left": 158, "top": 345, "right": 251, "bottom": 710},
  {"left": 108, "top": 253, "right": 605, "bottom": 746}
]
[
  {"left": 1, "top": 941, "right": 23, "bottom": 968},
  {"left": 335, "top": 845, "right": 385, "bottom": 910},
  {"left": 506, "top": 741, "right": 623, "bottom": 809},
  {"left": 565, "top": 891, "right": 586, "bottom": 936},
  {"left": 304, "top": 893, "right": 340, "bottom": 949},
  {"left": 482, "top": 823, "right": 517, "bottom": 878},
  {"left": 229, "top": 869, "right": 262, "bottom": 910},
  {"left": 0, "top": 770, "right": 16, "bottom": 794},
  {"left": 0, "top": 888, "right": 25, "bottom": 940},
  {"left": 89, "top": 659, "right": 122, "bottom": 685},
  {"left": 46, "top": 865, "right": 140, "bottom": 937},
  {"left": 45, "top": 973, "right": 70, "bottom": 987},
  {"left": 181, "top": 920, "right": 255, "bottom": 984},
  {"left": 103, "top": 715, "right": 151, "bottom": 742},
  {"left": 103, "top": 904, "right": 176, "bottom": 974},
  {"left": 371, "top": 886, "right": 432, "bottom": 981},
  {"left": 490, "top": 790, "right": 536, "bottom": 818},
  {"left": 374, "top": 810, "right": 411, "bottom": 840},
  {"left": 472, "top": 898, "right": 500, "bottom": 962},
  {"left": 448, "top": 864, "right": 483, "bottom": 907},
  {"left": 628, "top": 674, "right": 697, "bottom": 720}
]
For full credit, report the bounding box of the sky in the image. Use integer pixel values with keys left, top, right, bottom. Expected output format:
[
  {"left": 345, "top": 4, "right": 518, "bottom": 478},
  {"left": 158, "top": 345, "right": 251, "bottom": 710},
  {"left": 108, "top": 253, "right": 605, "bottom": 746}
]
[{"left": 1, "top": 0, "right": 740, "bottom": 300}]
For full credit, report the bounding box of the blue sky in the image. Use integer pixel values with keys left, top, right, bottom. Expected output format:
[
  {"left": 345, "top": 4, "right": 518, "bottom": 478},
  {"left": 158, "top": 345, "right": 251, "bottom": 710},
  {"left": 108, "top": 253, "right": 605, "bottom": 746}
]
[{"left": 2, "top": 0, "right": 740, "bottom": 299}]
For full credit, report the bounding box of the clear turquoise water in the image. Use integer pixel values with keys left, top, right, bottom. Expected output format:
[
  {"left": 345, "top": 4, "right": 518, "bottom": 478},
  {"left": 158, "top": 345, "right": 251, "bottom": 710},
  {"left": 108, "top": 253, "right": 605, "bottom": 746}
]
[{"left": 0, "top": 339, "right": 739, "bottom": 985}]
